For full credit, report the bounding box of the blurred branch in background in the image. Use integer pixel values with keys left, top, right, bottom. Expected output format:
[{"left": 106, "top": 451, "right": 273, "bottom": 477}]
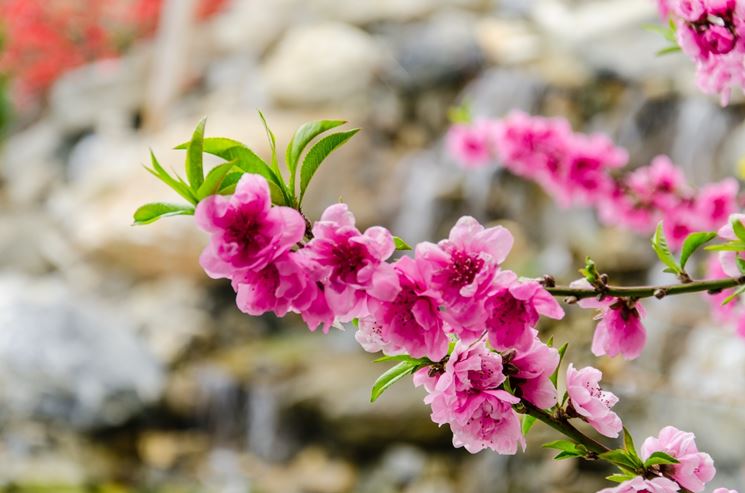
[{"left": 143, "top": 0, "right": 198, "bottom": 132}]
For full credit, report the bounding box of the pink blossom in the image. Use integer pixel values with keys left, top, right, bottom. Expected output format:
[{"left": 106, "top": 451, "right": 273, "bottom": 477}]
[
  {"left": 695, "top": 178, "right": 739, "bottom": 229},
  {"left": 626, "top": 155, "right": 689, "bottom": 212},
  {"left": 509, "top": 332, "right": 559, "bottom": 409},
  {"left": 195, "top": 174, "right": 305, "bottom": 279},
  {"left": 641, "top": 426, "right": 716, "bottom": 492},
  {"left": 705, "top": 256, "right": 745, "bottom": 338},
  {"left": 717, "top": 213, "right": 745, "bottom": 279},
  {"left": 304, "top": 203, "right": 399, "bottom": 322},
  {"left": 560, "top": 133, "right": 628, "bottom": 206},
  {"left": 571, "top": 279, "right": 647, "bottom": 360},
  {"left": 491, "top": 111, "right": 573, "bottom": 183},
  {"left": 446, "top": 119, "right": 495, "bottom": 168},
  {"left": 415, "top": 339, "right": 524, "bottom": 454},
  {"left": 663, "top": 202, "right": 700, "bottom": 250},
  {"left": 566, "top": 363, "right": 622, "bottom": 438},
  {"left": 232, "top": 251, "right": 334, "bottom": 332},
  {"left": 354, "top": 315, "right": 404, "bottom": 355},
  {"left": 416, "top": 216, "right": 513, "bottom": 339},
  {"left": 368, "top": 256, "right": 449, "bottom": 361},
  {"left": 483, "top": 271, "right": 564, "bottom": 352},
  {"left": 596, "top": 476, "right": 680, "bottom": 493}
]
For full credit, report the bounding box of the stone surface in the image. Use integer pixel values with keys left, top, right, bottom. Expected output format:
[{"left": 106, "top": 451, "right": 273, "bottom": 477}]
[{"left": 263, "top": 23, "right": 382, "bottom": 106}]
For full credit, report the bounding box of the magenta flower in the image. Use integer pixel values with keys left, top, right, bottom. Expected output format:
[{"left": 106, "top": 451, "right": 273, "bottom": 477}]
[
  {"left": 367, "top": 256, "right": 449, "bottom": 361},
  {"left": 596, "top": 476, "right": 680, "bottom": 493},
  {"left": 641, "top": 426, "right": 716, "bottom": 493},
  {"left": 233, "top": 251, "right": 310, "bottom": 317},
  {"left": 484, "top": 271, "right": 564, "bottom": 352},
  {"left": 705, "top": 256, "right": 745, "bottom": 339},
  {"left": 509, "top": 331, "right": 560, "bottom": 409},
  {"left": 566, "top": 364, "right": 622, "bottom": 438},
  {"left": 695, "top": 178, "right": 739, "bottom": 229},
  {"left": 354, "top": 315, "right": 404, "bottom": 355},
  {"left": 560, "top": 133, "right": 628, "bottom": 206},
  {"left": 415, "top": 339, "right": 524, "bottom": 454},
  {"left": 195, "top": 174, "right": 306, "bottom": 279},
  {"left": 572, "top": 279, "right": 647, "bottom": 360},
  {"left": 492, "top": 111, "right": 573, "bottom": 198},
  {"left": 304, "top": 203, "right": 399, "bottom": 322},
  {"left": 717, "top": 213, "right": 745, "bottom": 279},
  {"left": 446, "top": 120, "right": 495, "bottom": 168},
  {"left": 417, "top": 216, "right": 513, "bottom": 339}
]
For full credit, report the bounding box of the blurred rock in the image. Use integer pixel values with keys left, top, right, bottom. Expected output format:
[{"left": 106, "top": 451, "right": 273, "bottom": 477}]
[
  {"left": 308, "top": 0, "right": 488, "bottom": 25},
  {"left": 263, "top": 23, "right": 382, "bottom": 106},
  {"left": 49, "top": 51, "right": 149, "bottom": 134},
  {"left": 0, "top": 275, "right": 164, "bottom": 429},
  {"left": 380, "top": 10, "right": 484, "bottom": 91}
]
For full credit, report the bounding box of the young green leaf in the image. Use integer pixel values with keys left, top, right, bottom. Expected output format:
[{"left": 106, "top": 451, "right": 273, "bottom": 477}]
[
  {"left": 643, "top": 451, "right": 679, "bottom": 467},
  {"left": 598, "top": 449, "right": 643, "bottom": 471},
  {"left": 705, "top": 241, "right": 745, "bottom": 251},
  {"left": 606, "top": 473, "right": 636, "bottom": 483},
  {"left": 258, "top": 110, "right": 283, "bottom": 183},
  {"left": 656, "top": 45, "right": 682, "bottom": 56},
  {"left": 187, "top": 138, "right": 289, "bottom": 204},
  {"left": 196, "top": 160, "right": 238, "bottom": 200},
  {"left": 679, "top": 231, "right": 717, "bottom": 270},
  {"left": 549, "top": 342, "right": 568, "bottom": 388},
  {"left": 185, "top": 117, "right": 207, "bottom": 190},
  {"left": 732, "top": 217, "right": 745, "bottom": 242},
  {"left": 299, "top": 129, "right": 360, "bottom": 202},
  {"left": 652, "top": 222, "right": 680, "bottom": 274},
  {"left": 554, "top": 450, "right": 582, "bottom": 460},
  {"left": 721, "top": 284, "right": 745, "bottom": 305},
  {"left": 579, "top": 256, "right": 599, "bottom": 284},
  {"left": 144, "top": 150, "right": 197, "bottom": 204},
  {"left": 542, "top": 440, "right": 580, "bottom": 453},
  {"left": 521, "top": 415, "right": 537, "bottom": 436},
  {"left": 286, "top": 119, "right": 346, "bottom": 189},
  {"left": 217, "top": 172, "right": 244, "bottom": 195},
  {"left": 133, "top": 202, "right": 194, "bottom": 225},
  {"left": 393, "top": 236, "right": 413, "bottom": 251},
  {"left": 370, "top": 360, "right": 419, "bottom": 402},
  {"left": 447, "top": 102, "right": 472, "bottom": 124}
]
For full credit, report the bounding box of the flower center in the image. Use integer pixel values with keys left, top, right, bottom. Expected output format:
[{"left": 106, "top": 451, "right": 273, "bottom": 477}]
[{"left": 448, "top": 250, "right": 485, "bottom": 287}]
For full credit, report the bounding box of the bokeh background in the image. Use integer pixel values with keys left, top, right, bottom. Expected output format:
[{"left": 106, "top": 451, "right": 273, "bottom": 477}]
[{"left": 0, "top": 0, "right": 744, "bottom": 492}]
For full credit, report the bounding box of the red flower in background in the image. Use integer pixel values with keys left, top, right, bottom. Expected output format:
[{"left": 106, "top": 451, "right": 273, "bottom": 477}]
[{"left": 0, "top": 0, "right": 226, "bottom": 108}]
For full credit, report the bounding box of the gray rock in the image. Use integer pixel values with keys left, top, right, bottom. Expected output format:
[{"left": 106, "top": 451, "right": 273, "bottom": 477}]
[
  {"left": 0, "top": 275, "right": 164, "bottom": 429},
  {"left": 262, "top": 23, "right": 382, "bottom": 106}
]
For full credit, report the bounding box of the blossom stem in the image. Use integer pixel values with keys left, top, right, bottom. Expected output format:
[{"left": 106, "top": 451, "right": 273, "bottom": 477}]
[
  {"left": 521, "top": 402, "right": 610, "bottom": 455},
  {"left": 545, "top": 276, "right": 745, "bottom": 301}
]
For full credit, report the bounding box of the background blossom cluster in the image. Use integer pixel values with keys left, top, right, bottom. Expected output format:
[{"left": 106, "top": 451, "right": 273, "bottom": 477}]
[
  {"left": 658, "top": 0, "right": 745, "bottom": 105},
  {"left": 447, "top": 111, "right": 740, "bottom": 249}
]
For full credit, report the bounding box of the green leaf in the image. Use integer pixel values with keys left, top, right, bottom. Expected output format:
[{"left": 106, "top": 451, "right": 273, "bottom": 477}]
[
  {"left": 705, "top": 242, "right": 745, "bottom": 252},
  {"left": 393, "top": 236, "right": 413, "bottom": 251},
  {"left": 579, "top": 256, "right": 599, "bottom": 284},
  {"left": 370, "top": 360, "right": 419, "bottom": 402},
  {"left": 622, "top": 428, "right": 643, "bottom": 468},
  {"left": 286, "top": 119, "right": 346, "bottom": 190},
  {"left": 299, "top": 129, "right": 360, "bottom": 202},
  {"left": 644, "top": 451, "right": 679, "bottom": 467},
  {"left": 721, "top": 284, "right": 745, "bottom": 305},
  {"left": 258, "top": 110, "right": 284, "bottom": 183},
  {"left": 598, "top": 450, "right": 642, "bottom": 471},
  {"left": 521, "top": 415, "right": 537, "bottom": 436},
  {"left": 679, "top": 232, "right": 717, "bottom": 270},
  {"left": 606, "top": 473, "right": 636, "bottom": 483},
  {"left": 542, "top": 440, "right": 579, "bottom": 453},
  {"left": 652, "top": 222, "right": 680, "bottom": 274},
  {"left": 133, "top": 202, "right": 194, "bottom": 225},
  {"left": 185, "top": 117, "right": 207, "bottom": 190},
  {"left": 554, "top": 450, "right": 582, "bottom": 460},
  {"left": 732, "top": 217, "right": 745, "bottom": 242},
  {"left": 656, "top": 45, "right": 682, "bottom": 56},
  {"left": 186, "top": 137, "right": 289, "bottom": 205},
  {"left": 447, "top": 102, "right": 472, "bottom": 124},
  {"left": 196, "top": 160, "right": 238, "bottom": 200},
  {"left": 549, "top": 342, "right": 568, "bottom": 389},
  {"left": 144, "top": 150, "right": 197, "bottom": 204},
  {"left": 217, "top": 172, "right": 244, "bottom": 194},
  {"left": 373, "top": 355, "right": 427, "bottom": 364}
]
